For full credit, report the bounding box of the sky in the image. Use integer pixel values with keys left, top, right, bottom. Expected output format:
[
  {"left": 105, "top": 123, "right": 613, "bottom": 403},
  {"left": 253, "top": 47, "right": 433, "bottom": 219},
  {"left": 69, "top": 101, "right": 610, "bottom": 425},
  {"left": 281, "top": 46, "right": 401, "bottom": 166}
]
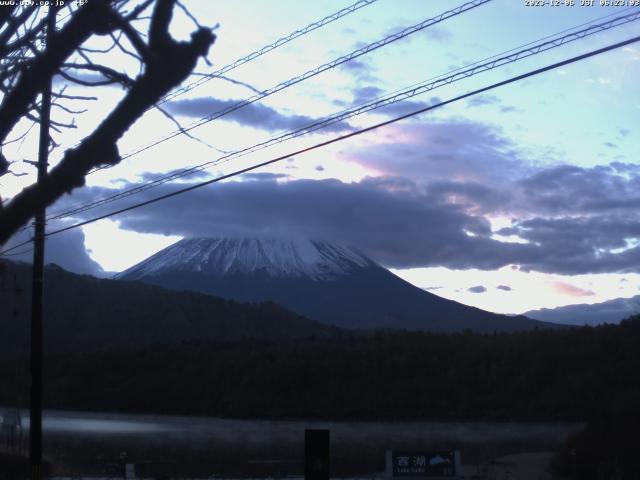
[{"left": 2, "top": 0, "right": 640, "bottom": 316}]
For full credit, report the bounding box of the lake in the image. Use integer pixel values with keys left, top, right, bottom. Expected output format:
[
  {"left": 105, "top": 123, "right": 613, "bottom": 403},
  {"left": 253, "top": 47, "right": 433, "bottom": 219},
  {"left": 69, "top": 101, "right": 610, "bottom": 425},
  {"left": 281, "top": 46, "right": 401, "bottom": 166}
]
[{"left": 1, "top": 408, "right": 584, "bottom": 477}]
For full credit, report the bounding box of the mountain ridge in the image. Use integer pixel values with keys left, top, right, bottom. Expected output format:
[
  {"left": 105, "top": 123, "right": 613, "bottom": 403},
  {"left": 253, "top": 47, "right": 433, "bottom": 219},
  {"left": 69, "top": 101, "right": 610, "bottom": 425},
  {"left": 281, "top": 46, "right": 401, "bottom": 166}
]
[
  {"left": 525, "top": 295, "right": 639, "bottom": 326},
  {"left": 0, "top": 260, "right": 342, "bottom": 354}
]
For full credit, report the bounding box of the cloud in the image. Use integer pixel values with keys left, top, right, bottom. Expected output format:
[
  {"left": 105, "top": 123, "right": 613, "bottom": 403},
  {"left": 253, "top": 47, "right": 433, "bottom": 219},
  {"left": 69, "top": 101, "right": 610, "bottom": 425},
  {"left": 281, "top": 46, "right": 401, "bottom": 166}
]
[
  {"left": 468, "top": 285, "right": 486, "bottom": 293},
  {"left": 422, "top": 26, "right": 452, "bottom": 42},
  {"left": 6, "top": 227, "right": 106, "bottom": 277},
  {"left": 341, "top": 58, "right": 372, "bottom": 74},
  {"left": 53, "top": 71, "right": 112, "bottom": 86},
  {"left": 340, "top": 58, "right": 377, "bottom": 82},
  {"left": 165, "top": 97, "right": 352, "bottom": 133},
  {"left": 499, "top": 215, "right": 640, "bottom": 274},
  {"left": 240, "top": 172, "right": 289, "bottom": 182},
  {"left": 494, "top": 162, "right": 640, "bottom": 274},
  {"left": 351, "top": 85, "right": 385, "bottom": 105},
  {"left": 343, "top": 87, "right": 439, "bottom": 116},
  {"left": 515, "top": 162, "right": 640, "bottom": 216},
  {"left": 551, "top": 281, "right": 595, "bottom": 297},
  {"left": 345, "top": 121, "right": 640, "bottom": 222},
  {"left": 466, "top": 95, "right": 500, "bottom": 108},
  {"left": 345, "top": 119, "right": 527, "bottom": 190},
  {"left": 375, "top": 98, "right": 440, "bottom": 117},
  {"left": 138, "top": 167, "right": 212, "bottom": 183},
  {"left": 57, "top": 176, "right": 538, "bottom": 271},
  {"left": 465, "top": 95, "right": 518, "bottom": 113}
]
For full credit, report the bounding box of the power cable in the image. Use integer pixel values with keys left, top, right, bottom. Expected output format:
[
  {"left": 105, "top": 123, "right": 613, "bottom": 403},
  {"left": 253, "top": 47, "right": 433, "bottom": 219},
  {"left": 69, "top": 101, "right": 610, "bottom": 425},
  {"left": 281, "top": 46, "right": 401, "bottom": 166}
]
[
  {"left": 158, "top": 0, "right": 379, "bottom": 105},
  {"left": 36, "top": 34, "right": 640, "bottom": 241},
  {"left": 117, "top": 0, "right": 493, "bottom": 162},
  {"left": 47, "top": 9, "right": 640, "bottom": 222}
]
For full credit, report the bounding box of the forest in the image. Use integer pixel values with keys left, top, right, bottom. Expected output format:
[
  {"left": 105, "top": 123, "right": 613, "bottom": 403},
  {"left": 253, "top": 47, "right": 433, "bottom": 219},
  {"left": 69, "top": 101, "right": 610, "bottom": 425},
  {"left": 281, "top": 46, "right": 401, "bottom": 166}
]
[{"left": 1, "top": 316, "right": 638, "bottom": 421}]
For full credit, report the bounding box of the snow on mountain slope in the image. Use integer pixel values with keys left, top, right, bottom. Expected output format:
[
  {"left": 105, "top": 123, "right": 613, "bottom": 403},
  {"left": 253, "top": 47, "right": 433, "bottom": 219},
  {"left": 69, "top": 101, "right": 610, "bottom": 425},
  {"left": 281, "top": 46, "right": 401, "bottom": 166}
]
[{"left": 119, "top": 237, "right": 375, "bottom": 281}]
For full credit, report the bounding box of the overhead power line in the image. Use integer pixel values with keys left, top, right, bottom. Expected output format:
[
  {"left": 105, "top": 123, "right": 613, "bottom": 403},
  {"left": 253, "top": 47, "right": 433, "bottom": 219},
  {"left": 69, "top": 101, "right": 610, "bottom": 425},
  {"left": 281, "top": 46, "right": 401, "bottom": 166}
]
[
  {"left": 2, "top": 34, "right": 639, "bottom": 258},
  {"left": 47, "top": 9, "right": 640, "bottom": 222},
  {"left": 158, "top": 0, "right": 379, "bottom": 105},
  {"left": 38, "top": 35, "right": 640, "bottom": 241},
  {"left": 119, "top": 0, "right": 493, "bottom": 161}
]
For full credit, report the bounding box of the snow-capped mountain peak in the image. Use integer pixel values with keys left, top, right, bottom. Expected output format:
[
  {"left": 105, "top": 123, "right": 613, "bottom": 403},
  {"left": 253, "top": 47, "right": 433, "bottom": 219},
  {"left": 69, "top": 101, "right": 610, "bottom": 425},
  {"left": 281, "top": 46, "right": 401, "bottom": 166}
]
[
  {"left": 119, "top": 237, "right": 375, "bottom": 280},
  {"left": 117, "top": 236, "right": 557, "bottom": 333}
]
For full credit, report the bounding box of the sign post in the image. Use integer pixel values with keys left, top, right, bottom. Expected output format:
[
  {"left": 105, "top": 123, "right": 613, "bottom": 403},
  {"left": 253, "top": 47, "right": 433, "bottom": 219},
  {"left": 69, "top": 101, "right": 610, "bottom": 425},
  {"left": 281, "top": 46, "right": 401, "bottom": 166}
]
[
  {"left": 305, "top": 429, "right": 330, "bottom": 480},
  {"left": 386, "top": 450, "right": 462, "bottom": 479}
]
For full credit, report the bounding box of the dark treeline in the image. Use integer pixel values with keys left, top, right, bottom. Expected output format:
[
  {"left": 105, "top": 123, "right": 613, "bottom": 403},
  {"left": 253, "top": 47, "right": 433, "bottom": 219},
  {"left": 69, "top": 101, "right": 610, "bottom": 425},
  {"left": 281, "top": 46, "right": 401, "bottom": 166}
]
[{"left": 1, "top": 316, "right": 639, "bottom": 422}]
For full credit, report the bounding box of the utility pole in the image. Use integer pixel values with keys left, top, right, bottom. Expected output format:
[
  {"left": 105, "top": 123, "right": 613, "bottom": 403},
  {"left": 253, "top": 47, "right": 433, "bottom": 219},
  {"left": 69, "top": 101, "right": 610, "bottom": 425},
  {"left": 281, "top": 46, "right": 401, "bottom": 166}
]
[{"left": 30, "top": 6, "right": 55, "bottom": 480}]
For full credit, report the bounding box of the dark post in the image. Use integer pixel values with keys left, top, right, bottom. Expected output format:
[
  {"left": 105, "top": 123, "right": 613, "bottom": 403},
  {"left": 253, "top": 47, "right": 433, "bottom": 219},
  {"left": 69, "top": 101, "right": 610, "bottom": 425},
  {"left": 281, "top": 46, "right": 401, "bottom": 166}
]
[
  {"left": 30, "top": 7, "right": 55, "bottom": 480},
  {"left": 304, "top": 429, "right": 330, "bottom": 480}
]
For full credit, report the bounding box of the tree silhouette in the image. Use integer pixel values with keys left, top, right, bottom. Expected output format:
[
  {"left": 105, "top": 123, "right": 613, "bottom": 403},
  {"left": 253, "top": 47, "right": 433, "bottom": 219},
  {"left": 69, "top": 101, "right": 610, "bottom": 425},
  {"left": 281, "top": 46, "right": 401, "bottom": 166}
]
[{"left": 0, "top": 0, "right": 215, "bottom": 244}]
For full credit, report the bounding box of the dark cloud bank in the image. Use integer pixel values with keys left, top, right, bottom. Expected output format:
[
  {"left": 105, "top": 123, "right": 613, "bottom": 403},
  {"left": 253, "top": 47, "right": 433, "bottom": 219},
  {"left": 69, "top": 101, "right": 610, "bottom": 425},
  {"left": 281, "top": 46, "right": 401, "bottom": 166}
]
[
  {"left": 56, "top": 160, "right": 640, "bottom": 275},
  {"left": 166, "top": 97, "right": 351, "bottom": 133},
  {"left": 8, "top": 227, "right": 106, "bottom": 277},
  {"left": 468, "top": 286, "right": 487, "bottom": 294}
]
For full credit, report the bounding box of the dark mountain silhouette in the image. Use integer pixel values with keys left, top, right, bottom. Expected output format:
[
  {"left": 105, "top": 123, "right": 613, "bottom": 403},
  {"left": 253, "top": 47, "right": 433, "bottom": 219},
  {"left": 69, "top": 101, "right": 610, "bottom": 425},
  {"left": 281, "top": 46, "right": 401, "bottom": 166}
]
[
  {"left": 118, "top": 237, "right": 561, "bottom": 333},
  {"left": 525, "top": 295, "right": 639, "bottom": 326},
  {"left": 0, "top": 260, "right": 340, "bottom": 354}
]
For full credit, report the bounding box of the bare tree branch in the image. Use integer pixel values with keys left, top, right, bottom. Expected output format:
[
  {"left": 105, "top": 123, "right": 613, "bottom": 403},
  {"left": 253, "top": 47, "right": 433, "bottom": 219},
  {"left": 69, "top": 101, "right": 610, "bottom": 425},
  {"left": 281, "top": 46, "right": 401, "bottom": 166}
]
[
  {"left": 1, "top": 9, "right": 49, "bottom": 58},
  {"left": 62, "top": 62, "right": 135, "bottom": 87},
  {"left": 149, "top": 0, "right": 173, "bottom": 51},
  {"left": 4, "top": 168, "right": 29, "bottom": 178},
  {"left": 51, "top": 103, "right": 88, "bottom": 115},
  {"left": 0, "top": 0, "right": 216, "bottom": 243},
  {"left": 1, "top": 120, "right": 37, "bottom": 146},
  {"left": 216, "top": 74, "right": 262, "bottom": 94},
  {"left": 0, "top": 5, "right": 38, "bottom": 56},
  {"left": 112, "top": 13, "right": 154, "bottom": 62},
  {"left": 176, "top": 0, "right": 203, "bottom": 29},
  {"left": 108, "top": 30, "right": 144, "bottom": 62},
  {"left": 154, "top": 103, "right": 226, "bottom": 152},
  {"left": 0, "top": 0, "right": 120, "bottom": 144},
  {"left": 51, "top": 91, "right": 98, "bottom": 101},
  {"left": 0, "top": 5, "right": 18, "bottom": 30},
  {"left": 124, "top": 0, "right": 155, "bottom": 21}
]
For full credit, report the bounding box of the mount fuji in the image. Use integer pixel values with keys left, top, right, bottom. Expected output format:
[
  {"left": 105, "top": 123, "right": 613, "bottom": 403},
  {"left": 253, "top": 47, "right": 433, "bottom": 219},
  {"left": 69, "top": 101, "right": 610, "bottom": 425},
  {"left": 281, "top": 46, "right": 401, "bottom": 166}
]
[{"left": 118, "top": 237, "right": 557, "bottom": 333}]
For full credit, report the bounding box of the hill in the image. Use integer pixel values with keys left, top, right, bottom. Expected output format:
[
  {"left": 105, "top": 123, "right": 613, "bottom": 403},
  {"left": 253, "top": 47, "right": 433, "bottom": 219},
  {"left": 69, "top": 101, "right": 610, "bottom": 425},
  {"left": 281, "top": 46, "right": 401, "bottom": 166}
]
[
  {"left": 525, "top": 295, "right": 639, "bottom": 326},
  {"left": 0, "top": 260, "right": 341, "bottom": 354}
]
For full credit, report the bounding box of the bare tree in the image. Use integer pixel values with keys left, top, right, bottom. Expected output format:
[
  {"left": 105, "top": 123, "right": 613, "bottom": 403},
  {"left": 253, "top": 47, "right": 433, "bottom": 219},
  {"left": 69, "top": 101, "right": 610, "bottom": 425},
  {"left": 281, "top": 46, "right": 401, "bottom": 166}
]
[{"left": 0, "top": 0, "right": 216, "bottom": 245}]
